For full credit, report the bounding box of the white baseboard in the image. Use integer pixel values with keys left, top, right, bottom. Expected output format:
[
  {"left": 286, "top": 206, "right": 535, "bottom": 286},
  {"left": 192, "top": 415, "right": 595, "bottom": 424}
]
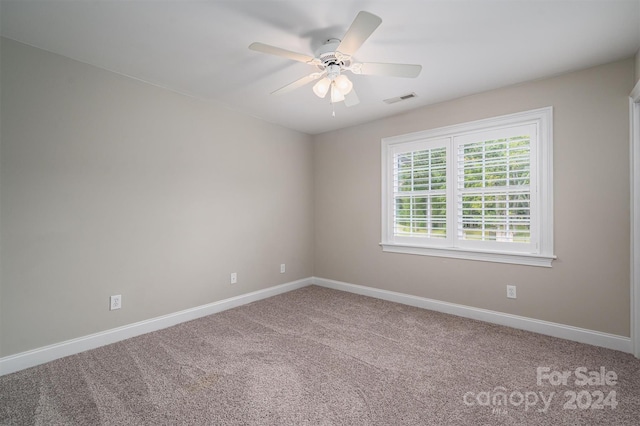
[
  {"left": 312, "top": 277, "right": 632, "bottom": 354},
  {"left": 0, "top": 278, "right": 312, "bottom": 376},
  {"left": 2, "top": 276, "right": 632, "bottom": 376}
]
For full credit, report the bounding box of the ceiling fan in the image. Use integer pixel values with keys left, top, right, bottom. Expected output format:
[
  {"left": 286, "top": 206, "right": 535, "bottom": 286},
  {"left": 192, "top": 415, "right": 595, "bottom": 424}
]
[{"left": 249, "top": 11, "right": 422, "bottom": 109}]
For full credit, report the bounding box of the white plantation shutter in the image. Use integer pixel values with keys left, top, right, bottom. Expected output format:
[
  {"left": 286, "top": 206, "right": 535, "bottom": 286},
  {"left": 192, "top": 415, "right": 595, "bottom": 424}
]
[
  {"left": 381, "top": 107, "right": 553, "bottom": 266},
  {"left": 454, "top": 124, "right": 537, "bottom": 252},
  {"left": 393, "top": 145, "right": 448, "bottom": 239}
]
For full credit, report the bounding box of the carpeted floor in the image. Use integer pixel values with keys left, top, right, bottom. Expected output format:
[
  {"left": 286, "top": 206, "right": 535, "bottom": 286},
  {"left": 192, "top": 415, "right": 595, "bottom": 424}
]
[{"left": 1, "top": 285, "right": 639, "bottom": 425}]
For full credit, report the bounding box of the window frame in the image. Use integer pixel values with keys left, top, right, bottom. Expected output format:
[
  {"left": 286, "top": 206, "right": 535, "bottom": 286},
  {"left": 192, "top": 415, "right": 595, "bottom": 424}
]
[{"left": 381, "top": 107, "right": 555, "bottom": 267}]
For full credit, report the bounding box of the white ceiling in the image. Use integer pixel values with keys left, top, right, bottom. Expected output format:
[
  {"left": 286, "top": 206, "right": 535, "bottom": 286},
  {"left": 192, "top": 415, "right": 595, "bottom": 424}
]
[{"left": 2, "top": 1, "right": 639, "bottom": 135}]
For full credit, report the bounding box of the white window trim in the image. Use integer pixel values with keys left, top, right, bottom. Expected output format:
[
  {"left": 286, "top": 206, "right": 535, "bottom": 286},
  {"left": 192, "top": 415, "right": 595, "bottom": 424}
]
[{"left": 381, "top": 107, "right": 555, "bottom": 267}]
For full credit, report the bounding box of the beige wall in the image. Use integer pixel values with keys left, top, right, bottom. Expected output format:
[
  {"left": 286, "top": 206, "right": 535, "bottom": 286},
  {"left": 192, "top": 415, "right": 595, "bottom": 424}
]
[
  {"left": 314, "top": 58, "right": 635, "bottom": 337},
  {"left": 0, "top": 38, "right": 314, "bottom": 357}
]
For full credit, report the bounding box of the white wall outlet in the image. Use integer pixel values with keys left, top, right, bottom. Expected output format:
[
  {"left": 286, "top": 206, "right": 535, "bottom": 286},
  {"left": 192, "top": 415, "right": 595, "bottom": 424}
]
[
  {"left": 280, "top": 263, "right": 286, "bottom": 274},
  {"left": 230, "top": 272, "right": 237, "bottom": 284},
  {"left": 110, "top": 294, "right": 122, "bottom": 310},
  {"left": 506, "top": 285, "right": 517, "bottom": 299}
]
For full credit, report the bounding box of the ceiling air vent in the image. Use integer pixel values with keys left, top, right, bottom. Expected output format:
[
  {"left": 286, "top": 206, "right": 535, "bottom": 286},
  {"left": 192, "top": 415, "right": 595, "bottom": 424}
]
[{"left": 383, "top": 92, "right": 418, "bottom": 104}]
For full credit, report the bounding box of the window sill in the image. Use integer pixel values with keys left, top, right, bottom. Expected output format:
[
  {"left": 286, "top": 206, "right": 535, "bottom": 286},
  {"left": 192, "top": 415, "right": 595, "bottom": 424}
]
[{"left": 380, "top": 243, "right": 556, "bottom": 267}]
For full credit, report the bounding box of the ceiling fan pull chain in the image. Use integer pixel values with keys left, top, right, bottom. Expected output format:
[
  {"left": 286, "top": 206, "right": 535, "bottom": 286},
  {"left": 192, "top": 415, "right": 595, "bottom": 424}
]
[{"left": 332, "top": 103, "right": 336, "bottom": 118}]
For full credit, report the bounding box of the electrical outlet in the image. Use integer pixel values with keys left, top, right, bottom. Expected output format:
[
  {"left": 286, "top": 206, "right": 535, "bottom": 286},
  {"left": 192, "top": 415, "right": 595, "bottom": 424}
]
[
  {"left": 230, "top": 272, "right": 237, "bottom": 284},
  {"left": 110, "top": 294, "right": 122, "bottom": 310},
  {"left": 280, "top": 264, "right": 286, "bottom": 274},
  {"left": 506, "top": 285, "right": 517, "bottom": 299}
]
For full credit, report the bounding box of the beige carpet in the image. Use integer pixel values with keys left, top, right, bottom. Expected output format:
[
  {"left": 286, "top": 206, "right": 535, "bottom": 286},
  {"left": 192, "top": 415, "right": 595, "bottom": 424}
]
[{"left": 1, "top": 285, "right": 639, "bottom": 425}]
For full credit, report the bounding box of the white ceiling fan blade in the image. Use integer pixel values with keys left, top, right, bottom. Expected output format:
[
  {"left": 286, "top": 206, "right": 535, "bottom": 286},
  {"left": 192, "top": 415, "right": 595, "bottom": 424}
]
[
  {"left": 249, "top": 42, "right": 316, "bottom": 64},
  {"left": 358, "top": 62, "right": 422, "bottom": 78},
  {"left": 271, "top": 72, "right": 324, "bottom": 95},
  {"left": 344, "top": 88, "right": 360, "bottom": 107},
  {"left": 337, "top": 11, "right": 382, "bottom": 57}
]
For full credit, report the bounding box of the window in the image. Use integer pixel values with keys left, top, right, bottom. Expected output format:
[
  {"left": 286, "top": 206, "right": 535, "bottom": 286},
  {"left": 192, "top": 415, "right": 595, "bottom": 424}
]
[{"left": 381, "top": 107, "right": 554, "bottom": 267}]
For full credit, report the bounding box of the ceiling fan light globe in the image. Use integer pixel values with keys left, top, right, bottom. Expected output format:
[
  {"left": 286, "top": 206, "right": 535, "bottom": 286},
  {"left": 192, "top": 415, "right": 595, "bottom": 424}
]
[
  {"left": 330, "top": 84, "right": 346, "bottom": 103},
  {"left": 313, "top": 77, "right": 331, "bottom": 98},
  {"left": 334, "top": 74, "right": 353, "bottom": 95}
]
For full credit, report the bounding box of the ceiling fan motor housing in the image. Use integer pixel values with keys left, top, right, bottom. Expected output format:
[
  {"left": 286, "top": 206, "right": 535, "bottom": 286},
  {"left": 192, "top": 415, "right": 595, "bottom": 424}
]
[{"left": 316, "top": 39, "right": 350, "bottom": 72}]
